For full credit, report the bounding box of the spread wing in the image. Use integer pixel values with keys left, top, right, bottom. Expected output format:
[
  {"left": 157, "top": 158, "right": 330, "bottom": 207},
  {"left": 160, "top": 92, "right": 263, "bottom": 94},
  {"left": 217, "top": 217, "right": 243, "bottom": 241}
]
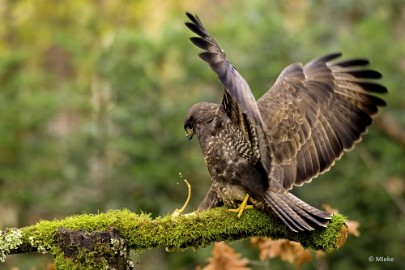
[
  {"left": 258, "top": 53, "right": 387, "bottom": 189},
  {"left": 185, "top": 13, "right": 272, "bottom": 173}
]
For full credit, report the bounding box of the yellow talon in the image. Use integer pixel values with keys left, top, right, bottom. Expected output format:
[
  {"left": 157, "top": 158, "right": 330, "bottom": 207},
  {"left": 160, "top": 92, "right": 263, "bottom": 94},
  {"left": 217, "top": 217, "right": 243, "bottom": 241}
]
[
  {"left": 172, "top": 179, "right": 192, "bottom": 216},
  {"left": 228, "top": 194, "right": 253, "bottom": 218}
]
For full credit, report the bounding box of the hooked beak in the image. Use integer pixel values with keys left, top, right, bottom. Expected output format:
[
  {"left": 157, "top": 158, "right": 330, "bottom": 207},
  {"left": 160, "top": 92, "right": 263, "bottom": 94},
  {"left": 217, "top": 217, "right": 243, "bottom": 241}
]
[{"left": 185, "top": 127, "right": 194, "bottom": 141}]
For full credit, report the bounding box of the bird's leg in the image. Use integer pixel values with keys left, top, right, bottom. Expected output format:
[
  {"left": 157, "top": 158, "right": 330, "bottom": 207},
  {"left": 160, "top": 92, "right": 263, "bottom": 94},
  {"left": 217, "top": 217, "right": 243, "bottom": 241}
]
[
  {"left": 228, "top": 194, "right": 253, "bottom": 218},
  {"left": 172, "top": 179, "right": 192, "bottom": 216},
  {"left": 196, "top": 185, "right": 221, "bottom": 212}
]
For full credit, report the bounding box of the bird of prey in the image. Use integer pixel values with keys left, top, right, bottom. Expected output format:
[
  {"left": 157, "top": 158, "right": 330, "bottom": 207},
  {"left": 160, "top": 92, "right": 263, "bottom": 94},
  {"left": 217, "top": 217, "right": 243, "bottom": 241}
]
[{"left": 183, "top": 13, "right": 386, "bottom": 232}]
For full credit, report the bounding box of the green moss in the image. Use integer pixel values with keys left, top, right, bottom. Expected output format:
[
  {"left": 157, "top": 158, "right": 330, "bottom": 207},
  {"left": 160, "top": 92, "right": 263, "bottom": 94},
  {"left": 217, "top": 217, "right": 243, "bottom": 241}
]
[
  {"left": 53, "top": 249, "right": 109, "bottom": 270},
  {"left": 1, "top": 208, "right": 347, "bottom": 266}
]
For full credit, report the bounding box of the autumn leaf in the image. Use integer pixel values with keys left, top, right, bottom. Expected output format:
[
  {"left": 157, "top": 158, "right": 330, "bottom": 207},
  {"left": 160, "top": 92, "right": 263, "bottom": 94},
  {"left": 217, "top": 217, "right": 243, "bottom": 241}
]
[
  {"left": 322, "top": 204, "right": 339, "bottom": 214},
  {"left": 346, "top": 220, "right": 360, "bottom": 237},
  {"left": 251, "top": 237, "right": 282, "bottom": 261},
  {"left": 197, "top": 242, "right": 251, "bottom": 270},
  {"left": 251, "top": 238, "right": 311, "bottom": 269}
]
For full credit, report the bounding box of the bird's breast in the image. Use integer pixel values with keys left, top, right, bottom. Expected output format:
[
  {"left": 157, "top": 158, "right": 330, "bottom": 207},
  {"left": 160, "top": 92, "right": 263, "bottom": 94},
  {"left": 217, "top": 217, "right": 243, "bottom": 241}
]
[
  {"left": 203, "top": 127, "right": 258, "bottom": 185},
  {"left": 199, "top": 125, "right": 269, "bottom": 206}
]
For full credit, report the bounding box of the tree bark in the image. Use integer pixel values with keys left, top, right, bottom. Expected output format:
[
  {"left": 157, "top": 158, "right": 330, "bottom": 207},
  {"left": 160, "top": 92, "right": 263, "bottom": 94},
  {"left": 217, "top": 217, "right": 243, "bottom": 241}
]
[{"left": 56, "top": 227, "right": 133, "bottom": 269}]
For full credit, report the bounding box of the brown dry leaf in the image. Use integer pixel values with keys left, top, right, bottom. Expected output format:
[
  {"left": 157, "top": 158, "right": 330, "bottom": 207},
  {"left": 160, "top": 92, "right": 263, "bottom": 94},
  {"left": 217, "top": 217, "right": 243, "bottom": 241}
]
[
  {"left": 278, "top": 240, "right": 312, "bottom": 268},
  {"left": 346, "top": 220, "right": 360, "bottom": 237},
  {"left": 251, "top": 237, "right": 282, "bottom": 260},
  {"left": 322, "top": 204, "right": 339, "bottom": 214},
  {"left": 198, "top": 242, "right": 251, "bottom": 270},
  {"left": 251, "top": 238, "right": 312, "bottom": 268}
]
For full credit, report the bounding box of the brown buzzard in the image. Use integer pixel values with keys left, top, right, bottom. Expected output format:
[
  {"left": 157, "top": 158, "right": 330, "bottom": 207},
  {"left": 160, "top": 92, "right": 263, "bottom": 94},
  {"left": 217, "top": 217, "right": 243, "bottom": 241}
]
[{"left": 183, "top": 13, "right": 386, "bottom": 232}]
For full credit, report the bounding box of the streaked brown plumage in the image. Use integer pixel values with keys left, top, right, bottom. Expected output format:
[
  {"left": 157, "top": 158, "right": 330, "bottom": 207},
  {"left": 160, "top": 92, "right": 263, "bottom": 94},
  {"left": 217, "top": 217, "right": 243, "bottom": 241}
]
[{"left": 183, "top": 13, "right": 387, "bottom": 232}]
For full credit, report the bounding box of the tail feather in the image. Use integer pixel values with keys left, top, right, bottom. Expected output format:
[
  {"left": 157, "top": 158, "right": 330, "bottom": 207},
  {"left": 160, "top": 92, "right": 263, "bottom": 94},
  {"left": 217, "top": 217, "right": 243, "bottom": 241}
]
[
  {"left": 278, "top": 194, "right": 330, "bottom": 227},
  {"left": 264, "top": 191, "right": 331, "bottom": 232},
  {"left": 266, "top": 202, "right": 304, "bottom": 232},
  {"left": 265, "top": 193, "right": 313, "bottom": 232}
]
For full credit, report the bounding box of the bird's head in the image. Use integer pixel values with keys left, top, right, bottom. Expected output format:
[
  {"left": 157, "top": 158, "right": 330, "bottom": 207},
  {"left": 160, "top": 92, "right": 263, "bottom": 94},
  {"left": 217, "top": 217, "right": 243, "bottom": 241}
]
[{"left": 184, "top": 102, "right": 218, "bottom": 141}]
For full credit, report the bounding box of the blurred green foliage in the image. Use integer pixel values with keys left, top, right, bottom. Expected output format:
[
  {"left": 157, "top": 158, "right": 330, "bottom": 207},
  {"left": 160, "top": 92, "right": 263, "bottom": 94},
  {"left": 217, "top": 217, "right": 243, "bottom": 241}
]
[{"left": 0, "top": 0, "right": 404, "bottom": 269}]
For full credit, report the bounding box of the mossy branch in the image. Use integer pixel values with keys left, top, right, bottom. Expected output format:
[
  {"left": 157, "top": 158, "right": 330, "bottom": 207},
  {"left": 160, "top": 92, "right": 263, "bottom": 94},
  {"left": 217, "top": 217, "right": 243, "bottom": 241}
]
[{"left": 1, "top": 207, "right": 347, "bottom": 266}]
